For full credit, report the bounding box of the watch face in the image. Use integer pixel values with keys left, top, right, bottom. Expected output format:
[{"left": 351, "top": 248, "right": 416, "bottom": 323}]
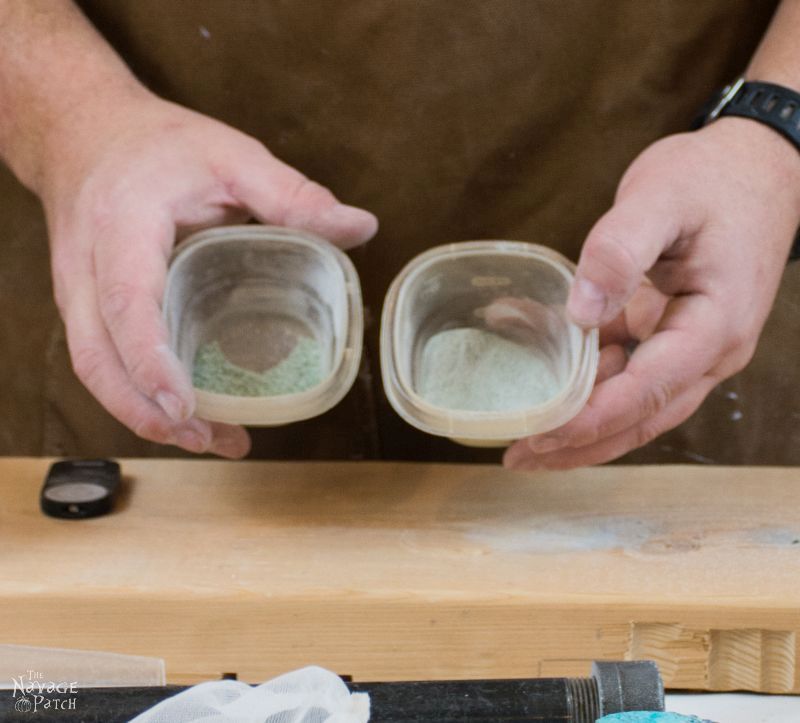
[{"left": 43, "top": 482, "right": 109, "bottom": 504}]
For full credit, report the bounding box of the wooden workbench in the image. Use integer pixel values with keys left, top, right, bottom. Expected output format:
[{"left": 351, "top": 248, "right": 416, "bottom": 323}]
[{"left": 2, "top": 458, "right": 799, "bottom": 692}]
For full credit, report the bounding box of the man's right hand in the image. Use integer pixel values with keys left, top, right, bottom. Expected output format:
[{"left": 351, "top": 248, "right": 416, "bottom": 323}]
[
  {"left": 0, "top": 1, "right": 377, "bottom": 457},
  {"left": 42, "top": 92, "right": 377, "bottom": 457}
]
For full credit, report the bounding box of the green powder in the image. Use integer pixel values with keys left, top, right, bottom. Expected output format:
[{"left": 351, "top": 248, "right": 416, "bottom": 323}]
[
  {"left": 193, "top": 337, "right": 324, "bottom": 396},
  {"left": 417, "top": 327, "right": 561, "bottom": 412}
]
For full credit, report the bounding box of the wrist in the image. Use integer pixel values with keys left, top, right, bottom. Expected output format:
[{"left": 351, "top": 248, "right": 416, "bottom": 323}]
[
  {"left": 698, "top": 115, "right": 800, "bottom": 255},
  {"left": 33, "top": 80, "right": 155, "bottom": 201},
  {"left": 0, "top": 0, "right": 152, "bottom": 195},
  {"left": 693, "top": 75, "right": 800, "bottom": 224},
  {"left": 706, "top": 114, "right": 800, "bottom": 186}
]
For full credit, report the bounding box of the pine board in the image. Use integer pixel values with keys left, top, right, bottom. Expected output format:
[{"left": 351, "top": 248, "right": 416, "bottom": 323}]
[{"left": 2, "top": 458, "right": 799, "bottom": 691}]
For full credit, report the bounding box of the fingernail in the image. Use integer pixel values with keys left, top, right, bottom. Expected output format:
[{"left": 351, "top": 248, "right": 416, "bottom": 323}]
[
  {"left": 503, "top": 445, "right": 530, "bottom": 470},
  {"left": 210, "top": 436, "right": 249, "bottom": 459},
  {"left": 569, "top": 277, "right": 607, "bottom": 327},
  {"left": 321, "top": 204, "right": 379, "bottom": 242},
  {"left": 176, "top": 430, "right": 208, "bottom": 454},
  {"left": 528, "top": 436, "right": 564, "bottom": 454},
  {"left": 155, "top": 391, "right": 188, "bottom": 423},
  {"left": 506, "top": 456, "right": 545, "bottom": 472}
]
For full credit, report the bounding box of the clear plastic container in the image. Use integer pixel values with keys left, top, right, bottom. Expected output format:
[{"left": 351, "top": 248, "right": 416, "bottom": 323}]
[
  {"left": 380, "top": 241, "right": 598, "bottom": 446},
  {"left": 163, "top": 225, "right": 362, "bottom": 426}
]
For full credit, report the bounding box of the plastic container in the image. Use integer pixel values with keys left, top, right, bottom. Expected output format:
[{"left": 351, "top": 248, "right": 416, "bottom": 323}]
[
  {"left": 380, "top": 241, "right": 598, "bottom": 446},
  {"left": 163, "top": 225, "right": 362, "bottom": 426}
]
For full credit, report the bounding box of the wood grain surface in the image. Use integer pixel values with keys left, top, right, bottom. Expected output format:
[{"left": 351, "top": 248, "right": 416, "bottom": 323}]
[{"left": 2, "top": 458, "right": 799, "bottom": 691}]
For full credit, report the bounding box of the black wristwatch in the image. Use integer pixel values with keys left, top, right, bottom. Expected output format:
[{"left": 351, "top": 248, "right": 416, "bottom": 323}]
[{"left": 692, "top": 77, "right": 800, "bottom": 261}]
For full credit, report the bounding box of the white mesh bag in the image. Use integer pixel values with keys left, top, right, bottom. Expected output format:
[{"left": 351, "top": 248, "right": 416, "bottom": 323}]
[{"left": 130, "top": 666, "right": 370, "bottom": 723}]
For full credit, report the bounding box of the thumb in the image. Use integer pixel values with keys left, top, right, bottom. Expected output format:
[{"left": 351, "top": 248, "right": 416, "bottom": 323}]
[
  {"left": 223, "top": 141, "right": 378, "bottom": 249},
  {"left": 568, "top": 192, "right": 682, "bottom": 328}
]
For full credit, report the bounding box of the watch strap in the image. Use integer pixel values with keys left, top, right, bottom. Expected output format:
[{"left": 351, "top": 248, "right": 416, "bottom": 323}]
[{"left": 692, "top": 78, "right": 800, "bottom": 143}]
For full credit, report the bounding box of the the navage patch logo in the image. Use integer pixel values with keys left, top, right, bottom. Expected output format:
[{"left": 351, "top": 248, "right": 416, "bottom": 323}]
[{"left": 11, "top": 669, "right": 78, "bottom": 713}]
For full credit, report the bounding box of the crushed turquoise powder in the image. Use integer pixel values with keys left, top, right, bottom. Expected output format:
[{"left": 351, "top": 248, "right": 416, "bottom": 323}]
[
  {"left": 417, "top": 327, "right": 560, "bottom": 412},
  {"left": 192, "top": 337, "right": 324, "bottom": 396},
  {"left": 597, "top": 714, "right": 714, "bottom": 723}
]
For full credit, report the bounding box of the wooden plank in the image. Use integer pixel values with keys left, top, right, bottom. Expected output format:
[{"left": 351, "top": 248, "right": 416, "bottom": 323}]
[{"left": 1, "top": 458, "right": 799, "bottom": 691}]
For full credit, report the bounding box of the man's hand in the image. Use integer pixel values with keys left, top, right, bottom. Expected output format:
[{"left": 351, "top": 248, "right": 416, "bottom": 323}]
[
  {"left": 0, "top": 1, "right": 376, "bottom": 457},
  {"left": 41, "top": 93, "right": 377, "bottom": 457},
  {"left": 505, "top": 117, "right": 800, "bottom": 470}
]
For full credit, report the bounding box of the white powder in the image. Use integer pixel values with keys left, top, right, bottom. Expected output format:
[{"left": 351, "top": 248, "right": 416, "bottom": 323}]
[{"left": 417, "top": 327, "right": 561, "bottom": 412}]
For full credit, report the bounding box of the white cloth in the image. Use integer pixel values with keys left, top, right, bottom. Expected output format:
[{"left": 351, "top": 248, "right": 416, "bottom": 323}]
[{"left": 130, "top": 666, "right": 369, "bottom": 723}]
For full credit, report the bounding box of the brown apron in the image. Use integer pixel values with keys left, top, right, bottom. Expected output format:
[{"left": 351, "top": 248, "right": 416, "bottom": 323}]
[{"left": 3, "top": 0, "right": 797, "bottom": 464}]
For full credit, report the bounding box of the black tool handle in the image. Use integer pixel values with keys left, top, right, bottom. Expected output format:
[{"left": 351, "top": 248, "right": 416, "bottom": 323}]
[{"left": 0, "top": 661, "right": 663, "bottom": 722}]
